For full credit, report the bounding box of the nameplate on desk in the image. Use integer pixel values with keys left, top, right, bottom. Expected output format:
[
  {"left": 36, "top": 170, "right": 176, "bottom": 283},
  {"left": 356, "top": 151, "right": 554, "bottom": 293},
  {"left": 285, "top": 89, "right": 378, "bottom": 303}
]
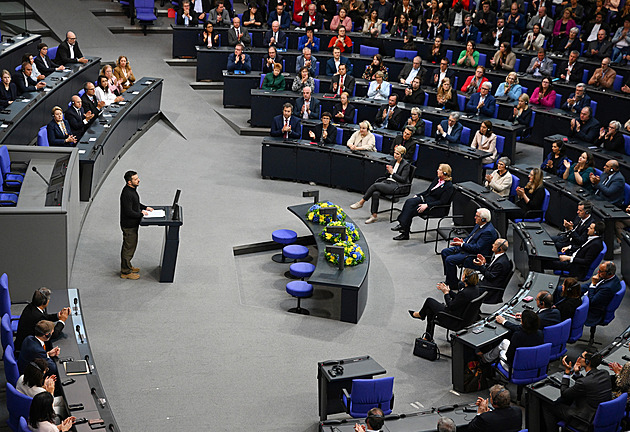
[
  {"left": 103, "top": 124, "right": 110, "bottom": 128},
  {"left": 63, "top": 69, "right": 71, "bottom": 73},
  {"left": 64, "top": 360, "right": 89, "bottom": 375},
  {"left": 18, "top": 99, "right": 30, "bottom": 103},
  {"left": 0, "top": 124, "right": 8, "bottom": 129},
  {"left": 1, "top": 43, "right": 9, "bottom": 47},
  {"left": 118, "top": 101, "right": 127, "bottom": 105},
  {"left": 130, "top": 91, "right": 139, "bottom": 95},
  {"left": 78, "top": 150, "right": 86, "bottom": 154},
  {"left": 142, "top": 81, "right": 155, "bottom": 85},
  {"left": 16, "top": 36, "right": 24, "bottom": 40},
  {"left": 89, "top": 137, "right": 97, "bottom": 142},
  {"left": 43, "top": 88, "right": 51, "bottom": 92},
  {"left": 103, "top": 114, "right": 112, "bottom": 118}
]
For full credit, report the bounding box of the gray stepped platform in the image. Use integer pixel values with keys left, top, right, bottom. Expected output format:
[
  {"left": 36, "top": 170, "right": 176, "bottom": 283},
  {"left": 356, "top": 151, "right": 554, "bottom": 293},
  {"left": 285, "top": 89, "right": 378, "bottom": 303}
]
[{"left": 215, "top": 108, "right": 268, "bottom": 136}]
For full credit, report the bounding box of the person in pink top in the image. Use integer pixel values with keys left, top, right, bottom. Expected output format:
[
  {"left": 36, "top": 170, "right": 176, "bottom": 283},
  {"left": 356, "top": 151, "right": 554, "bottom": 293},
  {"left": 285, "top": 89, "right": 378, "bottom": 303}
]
[
  {"left": 330, "top": 7, "right": 353, "bottom": 31},
  {"left": 530, "top": 76, "right": 556, "bottom": 107}
]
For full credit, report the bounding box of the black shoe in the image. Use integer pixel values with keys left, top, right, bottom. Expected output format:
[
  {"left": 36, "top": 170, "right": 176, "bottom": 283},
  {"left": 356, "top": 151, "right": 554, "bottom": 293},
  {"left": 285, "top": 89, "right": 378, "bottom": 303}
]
[
  {"left": 391, "top": 224, "right": 403, "bottom": 231},
  {"left": 408, "top": 310, "right": 422, "bottom": 320},
  {"left": 393, "top": 233, "right": 409, "bottom": 240}
]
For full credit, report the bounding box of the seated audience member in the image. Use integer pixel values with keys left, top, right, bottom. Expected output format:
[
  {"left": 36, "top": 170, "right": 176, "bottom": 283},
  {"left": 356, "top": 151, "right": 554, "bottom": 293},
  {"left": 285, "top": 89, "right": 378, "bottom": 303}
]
[
  {"left": 34, "top": 43, "right": 64, "bottom": 76},
  {"left": 330, "top": 7, "right": 353, "bottom": 31},
  {"left": 56, "top": 31, "right": 88, "bottom": 65},
  {"left": 362, "top": 10, "right": 382, "bottom": 36},
  {"left": 456, "top": 14, "right": 479, "bottom": 43},
  {"left": 430, "top": 57, "right": 456, "bottom": 88},
  {"left": 471, "top": 120, "right": 497, "bottom": 164},
  {"left": 584, "top": 29, "right": 613, "bottom": 60},
  {"left": 345, "top": 0, "right": 367, "bottom": 29},
  {"left": 482, "top": 311, "right": 543, "bottom": 372},
  {"left": 295, "top": 47, "right": 317, "bottom": 76},
  {"left": 515, "top": 167, "right": 546, "bottom": 218},
  {"left": 398, "top": 56, "right": 425, "bottom": 85},
  {"left": 434, "top": 77, "right": 459, "bottom": 110},
  {"left": 405, "top": 107, "right": 425, "bottom": 136},
  {"left": 457, "top": 41, "right": 480, "bottom": 68},
  {"left": 490, "top": 41, "right": 516, "bottom": 71},
  {"left": 474, "top": 2, "right": 496, "bottom": 36},
  {"left": 584, "top": 261, "right": 622, "bottom": 336},
  {"left": 263, "top": 47, "right": 283, "bottom": 74},
  {"left": 568, "top": 107, "right": 600, "bottom": 143},
  {"left": 485, "top": 157, "right": 512, "bottom": 196},
  {"left": 242, "top": 3, "right": 263, "bottom": 28},
  {"left": 28, "top": 392, "right": 76, "bottom": 432},
  {"left": 392, "top": 164, "right": 454, "bottom": 240},
  {"left": 95, "top": 75, "right": 123, "bottom": 106},
  {"left": 590, "top": 159, "right": 625, "bottom": 207},
  {"left": 353, "top": 407, "right": 385, "bottom": 432},
  {"left": 227, "top": 17, "right": 251, "bottom": 47},
  {"left": 563, "top": 151, "right": 595, "bottom": 191},
  {"left": 557, "top": 27, "right": 581, "bottom": 55},
  {"left": 317, "top": 0, "right": 335, "bottom": 26},
  {"left": 609, "top": 347, "right": 630, "bottom": 397},
  {"left": 328, "top": 26, "right": 353, "bottom": 52},
  {"left": 409, "top": 268, "right": 481, "bottom": 338},
  {"left": 16, "top": 358, "right": 55, "bottom": 399},
  {"left": 330, "top": 64, "right": 355, "bottom": 96},
  {"left": 504, "top": 3, "right": 526, "bottom": 42},
  {"left": 326, "top": 47, "right": 353, "bottom": 76},
  {"left": 526, "top": 48, "right": 553, "bottom": 77},
  {"left": 552, "top": 200, "right": 593, "bottom": 251},
  {"left": 373, "top": 0, "right": 394, "bottom": 28},
  {"left": 227, "top": 44, "right": 251, "bottom": 73},
  {"left": 15, "top": 288, "right": 70, "bottom": 351},
  {"left": 198, "top": 22, "right": 220, "bottom": 48},
  {"left": 611, "top": 18, "right": 630, "bottom": 64},
  {"left": 294, "top": 86, "right": 319, "bottom": 119},
  {"left": 363, "top": 54, "right": 388, "bottom": 81},
  {"left": 558, "top": 50, "right": 584, "bottom": 83},
  {"left": 554, "top": 277, "right": 583, "bottom": 321},
  {"left": 46, "top": 106, "right": 76, "bottom": 147},
  {"left": 271, "top": 103, "right": 301, "bottom": 139},
  {"left": 548, "top": 221, "right": 605, "bottom": 280},
  {"left": 551, "top": 8, "right": 576, "bottom": 50},
  {"left": 308, "top": 111, "right": 337, "bottom": 144},
  {"left": 293, "top": 0, "right": 310, "bottom": 25},
  {"left": 21, "top": 54, "right": 44, "bottom": 81},
  {"left": 495, "top": 72, "right": 522, "bottom": 101},
  {"left": 588, "top": 57, "right": 616, "bottom": 88},
  {"left": 468, "top": 385, "right": 522, "bottom": 432},
  {"left": 17, "top": 320, "right": 60, "bottom": 374},
  {"left": 595, "top": 121, "right": 625, "bottom": 153},
  {"left": 542, "top": 350, "right": 612, "bottom": 431},
  {"left": 562, "top": 83, "right": 591, "bottom": 114},
  {"left": 437, "top": 417, "right": 456, "bottom": 432},
  {"left": 292, "top": 66, "right": 314, "bottom": 92},
  {"left": 402, "top": 78, "right": 425, "bottom": 106},
  {"left": 190, "top": 0, "right": 212, "bottom": 22},
  {"left": 65, "top": 96, "right": 94, "bottom": 138},
  {"left": 542, "top": 139, "right": 569, "bottom": 176},
  {"left": 436, "top": 112, "right": 463, "bottom": 143},
  {"left": 390, "top": 12, "right": 412, "bottom": 38},
  {"left": 582, "top": 12, "right": 609, "bottom": 42},
  {"left": 367, "top": 71, "right": 391, "bottom": 100},
  {"left": 374, "top": 94, "right": 403, "bottom": 130},
  {"left": 101, "top": 64, "right": 124, "bottom": 96},
  {"left": 350, "top": 145, "right": 411, "bottom": 223},
  {"left": 530, "top": 77, "right": 556, "bottom": 107},
  {"left": 333, "top": 92, "right": 355, "bottom": 124},
  {"left": 461, "top": 66, "right": 489, "bottom": 94},
  {"left": 301, "top": 4, "right": 323, "bottom": 28},
  {"left": 264, "top": 21, "right": 288, "bottom": 48},
  {"left": 262, "top": 63, "right": 286, "bottom": 91},
  {"left": 427, "top": 36, "right": 447, "bottom": 63},
  {"left": 484, "top": 17, "right": 511, "bottom": 47},
  {"left": 81, "top": 81, "right": 105, "bottom": 120},
  {"left": 0, "top": 70, "right": 18, "bottom": 108},
  {"left": 113, "top": 56, "right": 135, "bottom": 91},
  {"left": 347, "top": 120, "right": 376, "bottom": 151},
  {"left": 178, "top": 0, "right": 199, "bottom": 26},
  {"left": 509, "top": 93, "right": 532, "bottom": 126},
  {"left": 390, "top": 126, "right": 417, "bottom": 159},
  {"left": 267, "top": 5, "right": 291, "bottom": 29},
  {"left": 528, "top": 6, "right": 554, "bottom": 37},
  {"left": 474, "top": 238, "right": 513, "bottom": 301},
  {"left": 13, "top": 62, "right": 46, "bottom": 95},
  {"left": 297, "top": 26, "right": 320, "bottom": 51},
  {"left": 465, "top": 82, "right": 496, "bottom": 117},
  {"left": 421, "top": 0, "right": 441, "bottom": 36},
  {"left": 533, "top": 290, "right": 562, "bottom": 327},
  {"left": 523, "top": 23, "right": 546, "bottom": 50}
]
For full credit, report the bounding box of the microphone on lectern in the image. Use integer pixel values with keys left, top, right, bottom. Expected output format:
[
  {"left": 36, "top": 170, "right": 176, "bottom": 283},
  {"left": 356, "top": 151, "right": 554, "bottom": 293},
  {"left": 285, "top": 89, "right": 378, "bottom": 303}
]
[{"left": 31, "top": 166, "right": 51, "bottom": 187}]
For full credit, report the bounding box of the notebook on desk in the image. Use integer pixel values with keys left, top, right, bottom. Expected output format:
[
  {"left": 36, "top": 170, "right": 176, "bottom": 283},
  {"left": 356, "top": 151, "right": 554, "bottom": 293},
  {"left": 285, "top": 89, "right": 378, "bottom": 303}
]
[{"left": 64, "top": 360, "right": 89, "bottom": 375}]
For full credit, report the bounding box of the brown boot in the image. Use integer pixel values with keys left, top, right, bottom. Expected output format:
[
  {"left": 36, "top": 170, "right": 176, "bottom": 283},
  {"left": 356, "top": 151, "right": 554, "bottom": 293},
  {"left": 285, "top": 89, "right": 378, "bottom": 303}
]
[
  {"left": 130, "top": 266, "right": 140, "bottom": 273},
  {"left": 121, "top": 273, "right": 140, "bottom": 280}
]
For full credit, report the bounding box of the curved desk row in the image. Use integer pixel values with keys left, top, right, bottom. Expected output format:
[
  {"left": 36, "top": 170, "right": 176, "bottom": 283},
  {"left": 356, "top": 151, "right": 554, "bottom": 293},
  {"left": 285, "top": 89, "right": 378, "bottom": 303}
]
[
  {"left": 0, "top": 57, "right": 101, "bottom": 145},
  {"left": 0, "top": 34, "right": 41, "bottom": 72},
  {"left": 77, "top": 77, "right": 163, "bottom": 201},
  {"left": 287, "top": 202, "right": 370, "bottom": 324},
  {"left": 512, "top": 221, "right": 559, "bottom": 276}
]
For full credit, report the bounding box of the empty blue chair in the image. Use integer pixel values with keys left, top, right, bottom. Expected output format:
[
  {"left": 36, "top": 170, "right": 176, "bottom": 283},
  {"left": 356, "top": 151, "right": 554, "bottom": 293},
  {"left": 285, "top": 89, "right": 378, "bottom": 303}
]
[
  {"left": 613, "top": 75, "right": 623, "bottom": 92},
  {"left": 567, "top": 295, "right": 589, "bottom": 343},
  {"left": 353, "top": 109, "right": 358, "bottom": 123},
  {"left": 374, "top": 133, "right": 383, "bottom": 152},
  {"left": 336, "top": 128, "right": 344, "bottom": 144},
  {"left": 457, "top": 93, "right": 466, "bottom": 111},
  {"left": 289, "top": 262, "right": 315, "bottom": 280},
  {"left": 496, "top": 343, "right": 551, "bottom": 401},
  {"left": 1, "top": 314, "right": 13, "bottom": 352},
  {"left": 314, "top": 61, "right": 320, "bottom": 76},
  {"left": 18, "top": 417, "right": 29, "bottom": 432},
  {"left": 623, "top": 134, "right": 630, "bottom": 156},
  {"left": 394, "top": 49, "right": 417, "bottom": 60},
  {"left": 475, "top": 32, "right": 482, "bottom": 43},
  {"left": 521, "top": 86, "right": 528, "bottom": 94},
  {"left": 283, "top": 244, "right": 309, "bottom": 262},
  {"left": 6, "top": 383, "right": 31, "bottom": 432},
  {"left": 478, "top": 53, "right": 486, "bottom": 67},
  {"left": 48, "top": 46, "right": 57, "bottom": 60},
  {"left": 587, "top": 280, "right": 626, "bottom": 344},
  {"left": 313, "top": 78, "right": 320, "bottom": 93},
  {"left": 552, "top": 63, "right": 557, "bottom": 76},
  {"left": 493, "top": 103, "right": 499, "bottom": 118},
  {"left": 424, "top": 93, "right": 429, "bottom": 106},
  {"left": 554, "top": 93, "right": 562, "bottom": 108},
  {"left": 444, "top": 28, "right": 450, "bottom": 40},
  {"left": 514, "top": 58, "right": 520, "bottom": 72},
  {"left": 285, "top": 280, "right": 313, "bottom": 315},
  {"left": 582, "top": 69, "right": 590, "bottom": 83},
  {"left": 381, "top": 23, "right": 388, "bottom": 34},
  {"left": 0, "top": 274, "right": 19, "bottom": 332},
  {"left": 590, "top": 99, "right": 597, "bottom": 117},
  {"left": 342, "top": 377, "right": 395, "bottom": 418},
  {"left": 259, "top": 74, "right": 265, "bottom": 89},
  {"left": 558, "top": 392, "right": 627, "bottom": 432},
  {"left": 412, "top": 25, "right": 417, "bottom": 36},
  {"left": 510, "top": 174, "right": 520, "bottom": 200},
  {"left": 37, "top": 126, "right": 49, "bottom": 146},
  {"left": 360, "top": 45, "right": 379, "bottom": 57},
  {"left": 543, "top": 319, "right": 571, "bottom": 361},
  {"left": 446, "top": 49, "right": 453, "bottom": 63},
  {"left": 460, "top": 126, "right": 471, "bottom": 145},
  {"left": 423, "top": 119, "right": 433, "bottom": 137},
  {"left": 483, "top": 135, "right": 505, "bottom": 170},
  {"left": 135, "top": 0, "right": 157, "bottom": 34},
  {"left": 412, "top": 143, "right": 419, "bottom": 163},
  {"left": 624, "top": 183, "right": 630, "bottom": 206},
  {"left": 4, "top": 345, "right": 19, "bottom": 387},
  {"left": 0, "top": 146, "right": 25, "bottom": 190}
]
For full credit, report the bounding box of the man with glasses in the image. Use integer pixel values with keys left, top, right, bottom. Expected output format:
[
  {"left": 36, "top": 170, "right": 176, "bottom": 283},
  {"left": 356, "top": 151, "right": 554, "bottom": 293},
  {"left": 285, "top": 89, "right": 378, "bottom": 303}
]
[
  {"left": 562, "top": 83, "right": 591, "bottom": 113},
  {"left": 398, "top": 56, "right": 425, "bottom": 85},
  {"left": 81, "top": 81, "right": 105, "bottom": 122},
  {"left": 430, "top": 57, "right": 456, "bottom": 88},
  {"left": 56, "top": 31, "right": 88, "bottom": 65},
  {"left": 588, "top": 57, "right": 616, "bottom": 89},
  {"left": 568, "top": 106, "right": 600, "bottom": 142},
  {"left": 590, "top": 159, "right": 625, "bottom": 207},
  {"left": 465, "top": 81, "right": 496, "bottom": 116}
]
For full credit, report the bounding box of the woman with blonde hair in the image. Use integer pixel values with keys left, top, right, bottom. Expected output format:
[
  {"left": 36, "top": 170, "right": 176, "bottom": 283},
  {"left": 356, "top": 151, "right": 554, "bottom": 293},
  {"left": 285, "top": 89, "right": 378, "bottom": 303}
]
[
  {"left": 347, "top": 121, "right": 376, "bottom": 151},
  {"left": 495, "top": 72, "right": 522, "bottom": 101},
  {"left": 113, "top": 55, "right": 135, "bottom": 91},
  {"left": 435, "top": 77, "right": 458, "bottom": 110},
  {"left": 515, "top": 167, "right": 546, "bottom": 219}
]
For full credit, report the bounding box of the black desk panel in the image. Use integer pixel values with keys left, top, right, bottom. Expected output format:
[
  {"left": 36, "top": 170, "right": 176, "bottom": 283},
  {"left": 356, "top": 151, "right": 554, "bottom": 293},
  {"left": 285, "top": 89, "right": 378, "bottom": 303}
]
[
  {"left": 0, "top": 34, "right": 41, "bottom": 72},
  {"left": 512, "top": 221, "right": 559, "bottom": 275}
]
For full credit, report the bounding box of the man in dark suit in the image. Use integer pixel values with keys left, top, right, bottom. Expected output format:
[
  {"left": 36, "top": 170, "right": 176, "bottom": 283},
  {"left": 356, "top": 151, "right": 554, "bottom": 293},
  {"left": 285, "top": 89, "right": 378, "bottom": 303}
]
[
  {"left": 390, "top": 126, "right": 417, "bottom": 160},
  {"left": 456, "top": 14, "right": 479, "bottom": 43},
  {"left": 397, "top": 56, "right": 426, "bottom": 85},
  {"left": 473, "top": 2, "right": 497, "bottom": 35},
  {"left": 535, "top": 290, "right": 562, "bottom": 328},
  {"left": 590, "top": 160, "right": 626, "bottom": 208},
  {"left": 465, "top": 82, "right": 496, "bottom": 117},
  {"left": 177, "top": 1, "right": 200, "bottom": 26},
  {"left": 473, "top": 239, "right": 513, "bottom": 304},
  {"left": 294, "top": 87, "right": 320, "bottom": 120},
  {"left": 65, "top": 95, "right": 95, "bottom": 138},
  {"left": 436, "top": 112, "right": 464, "bottom": 143},
  {"left": 47, "top": 106, "right": 77, "bottom": 147},
  {"left": 547, "top": 221, "right": 605, "bottom": 281},
  {"left": 15, "top": 288, "right": 70, "bottom": 351},
  {"left": 374, "top": 94, "right": 404, "bottom": 130},
  {"left": 13, "top": 62, "right": 46, "bottom": 95},
  {"left": 552, "top": 200, "right": 593, "bottom": 251},
  {"left": 227, "top": 44, "right": 252, "bottom": 73},
  {"left": 482, "top": 17, "right": 511, "bottom": 46},
  {"left": 34, "top": 43, "right": 64, "bottom": 76},
  {"left": 558, "top": 50, "right": 585, "bottom": 84},
  {"left": 81, "top": 81, "right": 105, "bottom": 122},
  {"left": 267, "top": 4, "right": 291, "bottom": 29},
  {"left": 262, "top": 47, "right": 283, "bottom": 74},
  {"left": 227, "top": 17, "right": 251, "bottom": 47},
  {"left": 568, "top": 106, "right": 600, "bottom": 143},
  {"left": 326, "top": 47, "right": 353, "bottom": 76},
  {"left": 584, "top": 261, "right": 622, "bottom": 343},
  {"left": 17, "top": 320, "right": 59, "bottom": 375},
  {"left": 263, "top": 20, "right": 287, "bottom": 48},
  {"left": 561, "top": 83, "right": 592, "bottom": 114},
  {"left": 430, "top": 58, "right": 456, "bottom": 88},
  {"left": 468, "top": 385, "right": 522, "bottom": 432},
  {"left": 329, "top": 64, "right": 355, "bottom": 96},
  {"left": 543, "top": 350, "right": 612, "bottom": 432},
  {"left": 440, "top": 208, "right": 498, "bottom": 290},
  {"left": 300, "top": 4, "right": 323, "bottom": 29},
  {"left": 583, "top": 29, "right": 613, "bottom": 61},
  {"left": 270, "top": 103, "right": 301, "bottom": 139},
  {"left": 402, "top": 77, "right": 426, "bottom": 106},
  {"left": 56, "top": 31, "right": 88, "bottom": 65},
  {"left": 392, "top": 163, "right": 454, "bottom": 240}
]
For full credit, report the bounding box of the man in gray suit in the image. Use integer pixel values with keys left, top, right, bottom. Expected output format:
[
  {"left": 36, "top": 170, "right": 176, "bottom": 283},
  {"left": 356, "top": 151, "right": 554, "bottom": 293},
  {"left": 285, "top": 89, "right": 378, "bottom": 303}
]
[
  {"left": 527, "top": 6, "right": 554, "bottom": 37},
  {"left": 526, "top": 48, "right": 554, "bottom": 77}
]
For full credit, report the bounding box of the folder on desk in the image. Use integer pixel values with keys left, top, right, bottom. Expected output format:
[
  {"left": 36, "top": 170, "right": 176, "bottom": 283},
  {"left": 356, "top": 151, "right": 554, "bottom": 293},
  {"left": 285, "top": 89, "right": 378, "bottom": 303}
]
[{"left": 64, "top": 360, "right": 89, "bottom": 375}]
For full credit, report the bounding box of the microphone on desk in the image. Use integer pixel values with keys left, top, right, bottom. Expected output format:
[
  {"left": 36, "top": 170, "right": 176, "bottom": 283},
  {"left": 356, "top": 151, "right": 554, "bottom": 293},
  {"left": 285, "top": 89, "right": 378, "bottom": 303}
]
[
  {"left": 108, "top": 425, "right": 115, "bottom": 432},
  {"left": 31, "top": 166, "right": 51, "bottom": 187},
  {"left": 85, "top": 355, "right": 93, "bottom": 374},
  {"left": 91, "top": 387, "right": 107, "bottom": 408},
  {"left": 75, "top": 325, "right": 84, "bottom": 344},
  {"left": 73, "top": 298, "right": 78, "bottom": 315}
]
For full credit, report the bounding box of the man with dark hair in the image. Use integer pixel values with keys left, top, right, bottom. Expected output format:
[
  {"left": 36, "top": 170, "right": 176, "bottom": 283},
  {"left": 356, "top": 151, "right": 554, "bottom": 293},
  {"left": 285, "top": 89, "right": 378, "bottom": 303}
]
[
  {"left": 402, "top": 77, "right": 426, "bottom": 105},
  {"left": 374, "top": 94, "right": 404, "bottom": 130},
  {"left": 17, "top": 320, "right": 60, "bottom": 375},
  {"left": 15, "top": 289, "right": 70, "bottom": 351},
  {"left": 13, "top": 62, "right": 46, "bottom": 95},
  {"left": 390, "top": 126, "right": 416, "bottom": 160},
  {"left": 534, "top": 290, "right": 562, "bottom": 328},
  {"left": 552, "top": 200, "right": 593, "bottom": 251},
  {"left": 56, "top": 31, "right": 88, "bottom": 65},
  {"left": 354, "top": 407, "right": 385, "bottom": 431},
  {"left": 584, "top": 261, "right": 621, "bottom": 344},
  {"left": 468, "top": 384, "right": 522, "bottom": 431},
  {"left": 547, "top": 221, "right": 605, "bottom": 280},
  {"left": 120, "top": 171, "right": 153, "bottom": 280},
  {"left": 543, "top": 351, "right": 612, "bottom": 431},
  {"left": 208, "top": 1, "right": 229, "bottom": 26},
  {"left": 330, "top": 64, "right": 356, "bottom": 96},
  {"left": 34, "top": 43, "right": 64, "bottom": 76},
  {"left": 270, "top": 103, "right": 301, "bottom": 139}
]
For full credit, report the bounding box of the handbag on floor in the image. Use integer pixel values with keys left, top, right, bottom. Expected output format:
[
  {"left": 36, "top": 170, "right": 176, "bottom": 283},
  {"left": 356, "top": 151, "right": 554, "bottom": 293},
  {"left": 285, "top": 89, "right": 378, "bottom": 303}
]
[{"left": 413, "top": 333, "right": 440, "bottom": 361}]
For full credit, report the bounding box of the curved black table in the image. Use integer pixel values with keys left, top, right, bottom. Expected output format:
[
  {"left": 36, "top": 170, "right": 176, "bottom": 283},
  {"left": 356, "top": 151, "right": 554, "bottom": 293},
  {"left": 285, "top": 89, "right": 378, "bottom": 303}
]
[{"left": 0, "top": 34, "right": 41, "bottom": 72}]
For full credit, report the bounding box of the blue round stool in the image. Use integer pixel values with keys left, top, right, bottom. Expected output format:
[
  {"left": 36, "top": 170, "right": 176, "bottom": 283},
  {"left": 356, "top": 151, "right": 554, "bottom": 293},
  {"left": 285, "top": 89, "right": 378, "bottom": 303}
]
[
  {"left": 287, "top": 262, "right": 316, "bottom": 280},
  {"left": 271, "top": 229, "right": 297, "bottom": 263},
  {"left": 286, "top": 280, "right": 313, "bottom": 315}
]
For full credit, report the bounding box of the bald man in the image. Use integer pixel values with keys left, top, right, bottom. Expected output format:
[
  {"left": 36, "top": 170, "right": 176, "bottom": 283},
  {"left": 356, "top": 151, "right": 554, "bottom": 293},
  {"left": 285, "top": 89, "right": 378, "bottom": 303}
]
[
  {"left": 65, "top": 95, "right": 94, "bottom": 138},
  {"left": 590, "top": 159, "right": 626, "bottom": 208},
  {"left": 473, "top": 238, "right": 513, "bottom": 303},
  {"left": 56, "top": 31, "right": 88, "bottom": 65}
]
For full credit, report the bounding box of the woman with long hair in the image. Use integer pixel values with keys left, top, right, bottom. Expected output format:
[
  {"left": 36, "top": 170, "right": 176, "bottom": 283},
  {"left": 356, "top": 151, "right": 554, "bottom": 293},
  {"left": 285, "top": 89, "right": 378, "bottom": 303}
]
[
  {"left": 28, "top": 392, "right": 75, "bottom": 432},
  {"left": 471, "top": 120, "right": 497, "bottom": 165},
  {"left": 563, "top": 151, "right": 595, "bottom": 191},
  {"left": 542, "top": 139, "right": 569, "bottom": 176},
  {"left": 435, "top": 77, "right": 458, "bottom": 110},
  {"left": 113, "top": 55, "right": 135, "bottom": 91},
  {"left": 515, "top": 167, "right": 546, "bottom": 218},
  {"left": 530, "top": 77, "right": 556, "bottom": 107}
]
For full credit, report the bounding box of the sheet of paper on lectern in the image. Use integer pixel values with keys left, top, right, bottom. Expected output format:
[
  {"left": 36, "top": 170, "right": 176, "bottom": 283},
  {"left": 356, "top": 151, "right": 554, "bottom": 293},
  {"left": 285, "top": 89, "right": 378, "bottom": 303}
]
[{"left": 144, "top": 209, "right": 165, "bottom": 218}]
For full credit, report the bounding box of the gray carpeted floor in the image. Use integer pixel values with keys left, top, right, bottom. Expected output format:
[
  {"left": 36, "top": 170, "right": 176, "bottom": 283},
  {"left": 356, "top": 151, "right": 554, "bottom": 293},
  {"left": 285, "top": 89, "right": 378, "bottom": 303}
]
[{"left": 13, "top": 1, "right": 629, "bottom": 430}]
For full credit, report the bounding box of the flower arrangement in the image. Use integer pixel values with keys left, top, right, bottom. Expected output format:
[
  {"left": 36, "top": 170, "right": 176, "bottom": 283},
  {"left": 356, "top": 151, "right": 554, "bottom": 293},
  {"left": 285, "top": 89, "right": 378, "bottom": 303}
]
[
  {"left": 325, "top": 240, "right": 365, "bottom": 266},
  {"left": 306, "top": 201, "right": 347, "bottom": 225},
  {"left": 320, "top": 221, "right": 360, "bottom": 243}
]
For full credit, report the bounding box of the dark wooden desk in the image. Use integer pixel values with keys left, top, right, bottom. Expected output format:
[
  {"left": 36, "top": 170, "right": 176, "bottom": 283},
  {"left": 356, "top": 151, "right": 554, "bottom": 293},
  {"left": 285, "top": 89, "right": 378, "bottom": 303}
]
[
  {"left": 512, "top": 221, "right": 559, "bottom": 275},
  {"left": 0, "top": 34, "right": 41, "bottom": 72}
]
